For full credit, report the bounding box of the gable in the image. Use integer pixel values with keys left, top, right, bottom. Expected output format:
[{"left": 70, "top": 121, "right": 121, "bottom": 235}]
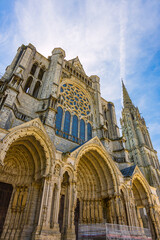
[{"left": 68, "top": 57, "right": 86, "bottom": 74}]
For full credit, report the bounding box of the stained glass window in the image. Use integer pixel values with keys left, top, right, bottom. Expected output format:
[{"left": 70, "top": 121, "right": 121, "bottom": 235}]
[
  {"left": 60, "top": 83, "right": 91, "bottom": 116},
  {"left": 80, "top": 119, "right": 85, "bottom": 141},
  {"left": 63, "top": 111, "right": 71, "bottom": 134},
  {"left": 55, "top": 107, "right": 63, "bottom": 130},
  {"left": 56, "top": 82, "right": 93, "bottom": 143},
  {"left": 87, "top": 123, "right": 92, "bottom": 140},
  {"left": 72, "top": 115, "right": 78, "bottom": 140}
]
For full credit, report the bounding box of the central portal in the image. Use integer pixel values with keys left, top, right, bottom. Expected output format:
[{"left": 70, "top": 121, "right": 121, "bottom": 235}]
[
  {"left": 76, "top": 149, "right": 115, "bottom": 225},
  {"left": 0, "top": 182, "right": 13, "bottom": 236}
]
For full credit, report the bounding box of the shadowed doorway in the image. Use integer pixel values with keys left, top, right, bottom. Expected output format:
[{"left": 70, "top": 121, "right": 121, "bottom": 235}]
[{"left": 0, "top": 182, "right": 13, "bottom": 236}]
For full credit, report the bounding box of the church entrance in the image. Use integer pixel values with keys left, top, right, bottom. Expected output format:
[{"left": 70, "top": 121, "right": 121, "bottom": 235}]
[
  {"left": 0, "top": 182, "right": 13, "bottom": 236},
  {"left": 76, "top": 148, "right": 117, "bottom": 225},
  {"left": 0, "top": 132, "right": 51, "bottom": 239},
  {"left": 132, "top": 177, "right": 157, "bottom": 239}
]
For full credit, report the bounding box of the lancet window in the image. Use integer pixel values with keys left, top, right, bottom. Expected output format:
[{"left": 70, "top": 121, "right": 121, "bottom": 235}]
[
  {"left": 72, "top": 115, "right": 78, "bottom": 139},
  {"left": 87, "top": 123, "right": 92, "bottom": 141},
  {"left": 80, "top": 119, "right": 85, "bottom": 141},
  {"left": 24, "top": 76, "right": 33, "bottom": 93},
  {"left": 30, "top": 63, "right": 38, "bottom": 76},
  {"left": 55, "top": 107, "right": 63, "bottom": 132},
  {"left": 32, "top": 81, "right": 41, "bottom": 98},
  {"left": 63, "top": 111, "right": 71, "bottom": 135},
  {"left": 38, "top": 68, "right": 45, "bottom": 80}
]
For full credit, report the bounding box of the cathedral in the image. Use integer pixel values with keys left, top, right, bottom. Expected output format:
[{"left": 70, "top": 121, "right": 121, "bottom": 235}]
[{"left": 0, "top": 43, "right": 160, "bottom": 240}]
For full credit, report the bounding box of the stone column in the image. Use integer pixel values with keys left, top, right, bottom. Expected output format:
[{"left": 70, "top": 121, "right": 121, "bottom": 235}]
[
  {"left": 114, "top": 195, "right": 123, "bottom": 224},
  {"left": 87, "top": 200, "right": 90, "bottom": 223},
  {"left": 109, "top": 197, "right": 117, "bottom": 224},
  {"left": 95, "top": 200, "right": 99, "bottom": 223},
  {"left": 98, "top": 200, "right": 103, "bottom": 223},
  {"left": 125, "top": 197, "right": 132, "bottom": 226},
  {"left": 66, "top": 181, "right": 77, "bottom": 240},
  {"left": 146, "top": 205, "right": 160, "bottom": 240},
  {"left": 79, "top": 199, "right": 83, "bottom": 224},
  {"left": 28, "top": 78, "right": 37, "bottom": 95},
  {"left": 83, "top": 200, "right": 87, "bottom": 223},
  {"left": 52, "top": 183, "right": 61, "bottom": 230},
  {"left": 33, "top": 178, "right": 51, "bottom": 237},
  {"left": 45, "top": 181, "right": 55, "bottom": 227},
  {"left": 136, "top": 207, "right": 144, "bottom": 228}
]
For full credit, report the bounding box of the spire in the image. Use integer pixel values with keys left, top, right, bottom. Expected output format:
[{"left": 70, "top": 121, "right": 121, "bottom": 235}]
[{"left": 122, "top": 80, "right": 134, "bottom": 108}]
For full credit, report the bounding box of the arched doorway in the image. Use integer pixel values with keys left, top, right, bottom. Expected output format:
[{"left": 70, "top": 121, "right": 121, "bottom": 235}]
[
  {"left": 75, "top": 147, "right": 120, "bottom": 227},
  {"left": 132, "top": 177, "right": 158, "bottom": 239},
  {"left": 0, "top": 131, "right": 51, "bottom": 239},
  {"left": 0, "top": 182, "right": 13, "bottom": 236}
]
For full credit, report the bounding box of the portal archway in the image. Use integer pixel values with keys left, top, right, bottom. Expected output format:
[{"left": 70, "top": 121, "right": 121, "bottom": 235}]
[
  {"left": 132, "top": 175, "right": 158, "bottom": 239},
  {"left": 0, "top": 126, "right": 54, "bottom": 239},
  {"left": 75, "top": 145, "right": 121, "bottom": 225}
]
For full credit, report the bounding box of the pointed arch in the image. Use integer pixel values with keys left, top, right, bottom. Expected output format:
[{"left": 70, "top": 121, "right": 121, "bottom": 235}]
[
  {"left": 80, "top": 119, "right": 85, "bottom": 141},
  {"left": 74, "top": 142, "right": 122, "bottom": 195},
  {"left": 0, "top": 122, "right": 55, "bottom": 180},
  {"left": 30, "top": 62, "right": 38, "bottom": 75},
  {"left": 72, "top": 115, "right": 78, "bottom": 139},
  {"left": 131, "top": 172, "right": 159, "bottom": 239},
  {"left": 55, "top": 107, "right": 63, "bottom": 131},
  {"left": 38, "top": 67, "right": 45, "bottom": 80},
  {"left": 24, "top": 76, "right": 33, "bottom": 93},
  {"left": 87, "top": 122, "right": 92, "bottom": 140},
  {"left": 33, "top": 81, "right": 41, "bottom": 98},
  {"left": 63, "top": 111, "right": 71, "bottom": 134}
]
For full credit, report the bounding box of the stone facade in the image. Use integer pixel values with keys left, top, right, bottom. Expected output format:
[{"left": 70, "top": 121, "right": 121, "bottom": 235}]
[{"left": 0, "top": 43, "right": 160, "bottom": 240}]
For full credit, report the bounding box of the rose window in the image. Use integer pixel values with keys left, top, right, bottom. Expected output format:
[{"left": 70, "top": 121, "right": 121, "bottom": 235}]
[
  {"left": 55, "top": 83, "right": 92, "bottom": 144},
  {"left": 60, "top": 83, "right": 91, "bottom": 116}
]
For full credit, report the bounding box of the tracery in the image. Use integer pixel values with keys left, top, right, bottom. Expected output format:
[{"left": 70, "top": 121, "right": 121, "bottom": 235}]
[
  {"left": 60, "top": 83, "right": 91, "bottom": 116},
  {"left": 56, "top": 82, "right": 92, "bottom": 143}
]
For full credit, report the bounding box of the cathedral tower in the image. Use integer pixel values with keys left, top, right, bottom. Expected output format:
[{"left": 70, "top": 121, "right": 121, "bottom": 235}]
[{"left": 121, "top": 81, "right": 160, "bottom": 196}]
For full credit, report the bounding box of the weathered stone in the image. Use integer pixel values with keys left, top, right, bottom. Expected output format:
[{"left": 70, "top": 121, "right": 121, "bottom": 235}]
[{"left": 0, "top": 44, "right": 159, "bottom": 240}]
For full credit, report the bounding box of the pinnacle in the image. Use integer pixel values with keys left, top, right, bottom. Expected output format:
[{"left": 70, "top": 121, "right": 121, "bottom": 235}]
[{"left": 121, "top": 80, "right": 134, "bottom": 108}]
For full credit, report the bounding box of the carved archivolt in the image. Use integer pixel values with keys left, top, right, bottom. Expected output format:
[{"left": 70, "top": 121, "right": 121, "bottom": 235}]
[
  {"left": 73, "top": 142, "right": 122, "bottom": 200},
  {"left": 132, "top": 172, "right": 154, "bottom": 206},
  {"left": 0, "top": 122, "right": 55, "bottom": 182}
]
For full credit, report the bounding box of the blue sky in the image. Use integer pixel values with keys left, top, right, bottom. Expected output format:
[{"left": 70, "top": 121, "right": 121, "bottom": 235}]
[{"left": 0, "top": 0, "right": 160, "bottom": 158}]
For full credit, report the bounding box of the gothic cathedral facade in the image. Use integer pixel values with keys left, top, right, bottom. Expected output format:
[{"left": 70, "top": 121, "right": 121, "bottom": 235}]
[{"left": 0, "top": 43, "right": 160, "bottom": 239}]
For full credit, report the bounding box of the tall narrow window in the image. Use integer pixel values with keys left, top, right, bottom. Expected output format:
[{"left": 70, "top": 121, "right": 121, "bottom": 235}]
[
  {"left": 63, "top": 111, "right": 71, "bottom": 136},
  {"left": 55, "top": 107, "right": 63, "bottom": 131},
  {"left": 38, "top": 68, "right": 45, "bottom": 80},
  {"left": 30, "top": 63, "right": 38, "bottom": 75},
  {"left": 24, "top": 77, "right": 33, "bottom": 93},
  {"left": 80, "top": 119, "right": 85, "bottom": 142},
  {"left": 87, "top": 123, "right": 92, "bottom": 141},
  {"left": 72, "top": 115, "right": 78, "bottom": 140},
  {"left": 33, "top": 81, "right": 40, "bottom": 98}
]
